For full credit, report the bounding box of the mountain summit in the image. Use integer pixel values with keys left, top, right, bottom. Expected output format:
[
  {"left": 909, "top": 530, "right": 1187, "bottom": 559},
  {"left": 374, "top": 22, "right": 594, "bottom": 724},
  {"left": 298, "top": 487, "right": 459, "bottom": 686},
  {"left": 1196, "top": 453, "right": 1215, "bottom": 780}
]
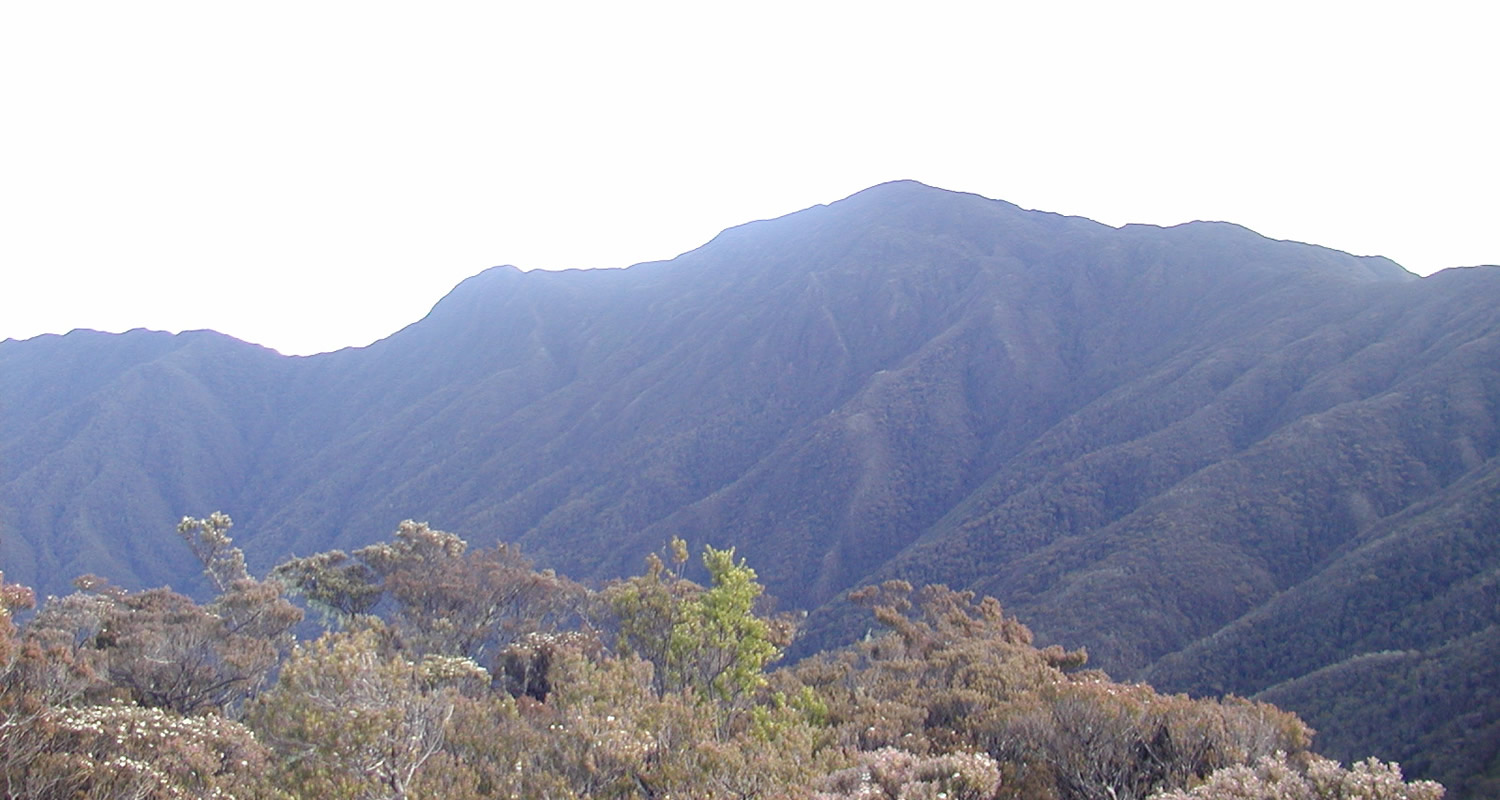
[{"left": 3, "top": 182, "right": 1497, "bottom": 794}]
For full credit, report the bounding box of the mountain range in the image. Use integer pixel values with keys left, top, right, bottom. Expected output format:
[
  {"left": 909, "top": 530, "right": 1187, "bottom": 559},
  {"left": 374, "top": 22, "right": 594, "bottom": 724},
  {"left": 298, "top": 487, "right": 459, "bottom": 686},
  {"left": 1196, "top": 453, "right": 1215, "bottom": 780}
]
[{"left": 3, "top": 181, "right": 1498, "bottom": 795}]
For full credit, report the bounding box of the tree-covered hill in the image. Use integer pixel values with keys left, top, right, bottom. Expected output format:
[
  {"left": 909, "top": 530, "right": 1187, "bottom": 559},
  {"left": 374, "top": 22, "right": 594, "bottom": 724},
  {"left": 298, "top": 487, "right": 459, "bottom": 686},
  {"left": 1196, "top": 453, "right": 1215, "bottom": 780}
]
[{"left": 3, "top": 180, "right": 1496, "bottom": 793}]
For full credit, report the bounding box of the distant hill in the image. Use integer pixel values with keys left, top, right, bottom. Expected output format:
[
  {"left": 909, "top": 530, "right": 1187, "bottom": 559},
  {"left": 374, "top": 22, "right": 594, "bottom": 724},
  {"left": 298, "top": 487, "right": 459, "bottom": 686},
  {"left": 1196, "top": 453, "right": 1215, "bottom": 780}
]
[{"left": 3, "top": 181, "right": 1497, "bottom": 794}]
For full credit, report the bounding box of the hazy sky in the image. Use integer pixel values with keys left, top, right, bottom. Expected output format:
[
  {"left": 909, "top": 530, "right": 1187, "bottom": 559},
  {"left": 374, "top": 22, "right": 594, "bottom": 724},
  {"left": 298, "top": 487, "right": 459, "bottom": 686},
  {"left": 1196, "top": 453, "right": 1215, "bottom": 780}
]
[{"left": 4, "top": 1, "right": 1494, "bottom": 356}]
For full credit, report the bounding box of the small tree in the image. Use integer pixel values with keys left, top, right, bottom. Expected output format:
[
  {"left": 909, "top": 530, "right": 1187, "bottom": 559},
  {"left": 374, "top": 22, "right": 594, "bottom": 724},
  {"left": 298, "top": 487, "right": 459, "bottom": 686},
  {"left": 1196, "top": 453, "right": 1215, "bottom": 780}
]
[
  {"left": 23, "top": 515, "right": 301, "bottom": 717},
  {"left": 273, "top": 520, "right": 584, "bottom": 663},
  {"left": 248, "top": 627, "right": 485, "bottom": 800},
  {"left": 604, "top": 540, "right": 792, "bottom": 708}
]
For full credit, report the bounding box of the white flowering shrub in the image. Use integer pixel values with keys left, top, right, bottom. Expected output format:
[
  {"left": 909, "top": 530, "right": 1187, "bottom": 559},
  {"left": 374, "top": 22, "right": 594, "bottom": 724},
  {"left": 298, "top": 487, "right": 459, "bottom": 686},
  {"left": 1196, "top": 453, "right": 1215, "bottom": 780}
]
[
  {"left": 1150, "top": 752, "right": 1444, "bottom": 800},
  {"left": 812, "top": 747, "right": 1002, "bottom": 800},
  {"left": 34, "top": 702, "right": 272, "bottom": 800}
]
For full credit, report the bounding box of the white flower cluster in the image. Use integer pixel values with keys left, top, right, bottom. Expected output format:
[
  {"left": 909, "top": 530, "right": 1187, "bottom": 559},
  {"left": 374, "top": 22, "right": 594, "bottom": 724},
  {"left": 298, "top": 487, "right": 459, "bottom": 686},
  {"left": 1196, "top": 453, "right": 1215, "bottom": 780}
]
[
  {"left": 46, "top": 702, "right": 258, "bottom": 800},
  {"left": 417, "top": 653, "right": 491, "bottom": 684},
  {"left": 811, "top": 747, "right": 1001, "bottom": 800},
  {"left": 54, "top": 702, "right": 248, "bottom": 742},
  {"left": 1149, "top": 752, "right": 1445, "bottom": 800}
]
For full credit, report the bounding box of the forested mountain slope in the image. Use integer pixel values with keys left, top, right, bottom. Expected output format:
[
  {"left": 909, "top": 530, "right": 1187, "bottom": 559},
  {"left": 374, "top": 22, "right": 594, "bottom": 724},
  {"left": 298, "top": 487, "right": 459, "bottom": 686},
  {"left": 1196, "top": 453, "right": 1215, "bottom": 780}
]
[{"left": 3, "top": 180, "right": 1497, "bottom": 793}]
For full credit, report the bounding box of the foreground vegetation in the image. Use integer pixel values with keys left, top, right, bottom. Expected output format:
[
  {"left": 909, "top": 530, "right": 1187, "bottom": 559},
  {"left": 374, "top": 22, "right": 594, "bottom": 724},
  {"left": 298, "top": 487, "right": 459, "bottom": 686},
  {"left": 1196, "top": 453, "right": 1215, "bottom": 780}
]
[{"left": 0, "top": 515, "right": 1443, "bottom": 799}]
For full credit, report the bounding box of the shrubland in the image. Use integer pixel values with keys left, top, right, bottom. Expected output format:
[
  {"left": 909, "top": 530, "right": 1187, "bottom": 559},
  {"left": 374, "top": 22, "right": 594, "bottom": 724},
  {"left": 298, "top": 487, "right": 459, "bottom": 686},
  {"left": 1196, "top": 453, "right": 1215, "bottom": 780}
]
[{"left": 0, "top": 515, "right": 1444, "bottom": 799}]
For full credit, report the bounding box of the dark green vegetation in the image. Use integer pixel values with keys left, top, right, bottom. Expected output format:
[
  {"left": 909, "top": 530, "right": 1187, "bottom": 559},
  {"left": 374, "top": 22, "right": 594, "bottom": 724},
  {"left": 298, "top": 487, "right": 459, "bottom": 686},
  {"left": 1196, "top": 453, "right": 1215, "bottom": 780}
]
[
  {"left": 0, "top": 520, "right": 1443, "bottom": 798},
  {"left": 3, "top": 181, "right": 1498, "bottom": 793}
]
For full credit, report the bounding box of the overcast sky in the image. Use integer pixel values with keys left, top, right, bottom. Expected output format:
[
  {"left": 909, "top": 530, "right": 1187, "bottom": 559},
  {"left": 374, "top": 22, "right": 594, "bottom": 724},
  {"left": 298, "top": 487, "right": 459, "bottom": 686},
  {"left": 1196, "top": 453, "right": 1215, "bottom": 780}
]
[{"left": 4, "top": 1, "right": 1494, "bottom": 356}]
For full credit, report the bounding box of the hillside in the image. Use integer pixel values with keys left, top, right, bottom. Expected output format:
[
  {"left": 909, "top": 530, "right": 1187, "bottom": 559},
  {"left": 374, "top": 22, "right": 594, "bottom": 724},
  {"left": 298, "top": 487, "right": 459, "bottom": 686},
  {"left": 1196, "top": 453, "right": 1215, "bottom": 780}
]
[{"left": 3, "top": 181, "right": 1497, "bottom": 793}]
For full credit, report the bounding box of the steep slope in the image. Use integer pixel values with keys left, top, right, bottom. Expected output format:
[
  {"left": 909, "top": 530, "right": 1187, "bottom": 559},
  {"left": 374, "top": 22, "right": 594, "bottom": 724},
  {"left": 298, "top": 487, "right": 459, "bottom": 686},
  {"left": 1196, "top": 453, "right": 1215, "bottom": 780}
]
[
  {"left": 1140, "top": 452, "right": 1500, "bottom": 797},
  {"left": 0, "top": 180, "right": 1452, "bottom": 608},
  {"left": 0, "top": 329, "right": 294, "bottom": 595},
  {"left": 3, "top": 180, "right": 1497, "bottom": 792},
  {"left": 1255, "top": 624, "right": 1500, "bottom": 800},
  {"left": 822, "top": 264, "right": 1500, "bottom": 663}
]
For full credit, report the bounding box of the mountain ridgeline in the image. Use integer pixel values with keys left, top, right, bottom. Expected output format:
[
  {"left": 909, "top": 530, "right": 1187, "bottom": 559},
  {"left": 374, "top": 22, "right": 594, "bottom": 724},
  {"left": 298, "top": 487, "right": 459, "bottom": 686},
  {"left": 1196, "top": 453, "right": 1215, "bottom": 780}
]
[{"left": 4, "top": 181, "right": 1498, "bottom": 794}]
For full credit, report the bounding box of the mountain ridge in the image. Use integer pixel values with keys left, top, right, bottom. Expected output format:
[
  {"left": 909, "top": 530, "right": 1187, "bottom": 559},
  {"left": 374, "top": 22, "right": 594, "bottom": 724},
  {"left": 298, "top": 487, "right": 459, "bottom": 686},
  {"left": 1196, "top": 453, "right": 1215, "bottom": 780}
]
[{"left": 3, "top": 181, "right": 1497, "bottom": 793}]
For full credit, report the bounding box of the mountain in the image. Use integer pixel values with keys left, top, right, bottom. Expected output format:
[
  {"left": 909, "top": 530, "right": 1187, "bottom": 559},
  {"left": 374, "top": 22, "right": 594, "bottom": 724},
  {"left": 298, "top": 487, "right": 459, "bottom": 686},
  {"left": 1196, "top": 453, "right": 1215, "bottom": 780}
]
[{"left": 3, "top": 181, "right": 1497, "bottom": 794}]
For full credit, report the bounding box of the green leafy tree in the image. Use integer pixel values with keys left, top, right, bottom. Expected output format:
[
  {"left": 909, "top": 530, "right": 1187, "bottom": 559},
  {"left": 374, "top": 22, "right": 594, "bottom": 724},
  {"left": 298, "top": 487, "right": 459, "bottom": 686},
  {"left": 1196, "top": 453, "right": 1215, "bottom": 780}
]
[
  {"left": 601, "top": 543, "right": 695, "bottom": 698},
  {"left": 604, "top": 540, "right": 792, "bottom": 708},
  {"left": 679, "top": 544, "right": 786, "bottom": 703}
]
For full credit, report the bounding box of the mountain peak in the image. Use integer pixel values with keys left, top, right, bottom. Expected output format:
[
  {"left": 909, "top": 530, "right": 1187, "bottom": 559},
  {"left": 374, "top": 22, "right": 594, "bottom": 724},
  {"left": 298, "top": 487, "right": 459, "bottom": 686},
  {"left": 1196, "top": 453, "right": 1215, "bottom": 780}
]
[{"left": 6, "top": 181, "right": 1498, "bottom": 793}]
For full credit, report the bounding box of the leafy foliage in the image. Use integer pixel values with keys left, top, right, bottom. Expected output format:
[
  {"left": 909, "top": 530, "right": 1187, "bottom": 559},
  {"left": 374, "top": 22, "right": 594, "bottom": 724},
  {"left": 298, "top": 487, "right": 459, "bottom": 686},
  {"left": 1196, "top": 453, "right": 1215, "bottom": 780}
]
[
  {"left": 1, "top": 516, "right": 1457, "bottom": 799},
  {"left": 602, "top": 538, "right": 792, "bottom": 705}
]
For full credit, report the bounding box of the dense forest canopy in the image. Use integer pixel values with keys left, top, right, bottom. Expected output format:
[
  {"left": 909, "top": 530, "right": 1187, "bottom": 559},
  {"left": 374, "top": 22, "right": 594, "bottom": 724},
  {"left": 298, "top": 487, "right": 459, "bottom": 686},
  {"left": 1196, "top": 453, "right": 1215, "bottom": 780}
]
[{"left": 0, "top": 515, "right": 1448, "bottom": 799}]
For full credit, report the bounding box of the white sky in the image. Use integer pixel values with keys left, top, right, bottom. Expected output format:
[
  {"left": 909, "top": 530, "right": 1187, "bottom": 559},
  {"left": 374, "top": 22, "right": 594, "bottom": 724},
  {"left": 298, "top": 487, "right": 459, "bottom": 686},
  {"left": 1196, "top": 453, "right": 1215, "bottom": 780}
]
[{"left": 3, "top": 1, "right": 1495, "bottom": 356}]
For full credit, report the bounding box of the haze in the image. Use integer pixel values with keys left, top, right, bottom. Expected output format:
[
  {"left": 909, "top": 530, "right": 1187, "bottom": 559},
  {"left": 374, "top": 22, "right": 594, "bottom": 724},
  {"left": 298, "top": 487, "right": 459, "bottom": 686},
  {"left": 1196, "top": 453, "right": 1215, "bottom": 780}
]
[{"left": 3, "top": 1, "right": 1494, "bottom": 356}]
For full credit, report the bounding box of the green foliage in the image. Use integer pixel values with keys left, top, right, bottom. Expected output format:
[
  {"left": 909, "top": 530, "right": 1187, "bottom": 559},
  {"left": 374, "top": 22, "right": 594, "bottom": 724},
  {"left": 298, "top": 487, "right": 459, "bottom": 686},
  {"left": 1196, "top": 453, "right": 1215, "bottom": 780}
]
[
  {"left": 0, "top": 519, "right": 1452, "bottom": 800},
  {"left": 604, "top": 539, "right": 791, "bottom": 706},
  {"left": 681, "top": 544, "right": 784, "bottom": 701}
]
